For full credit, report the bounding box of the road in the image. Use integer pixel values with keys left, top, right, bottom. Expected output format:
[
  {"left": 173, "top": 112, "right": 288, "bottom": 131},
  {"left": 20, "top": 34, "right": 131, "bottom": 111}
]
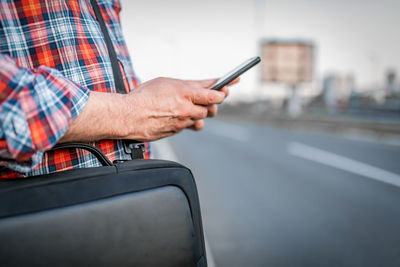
[{"left": 152, "top": 119, "right": 400, "bottom": 267}]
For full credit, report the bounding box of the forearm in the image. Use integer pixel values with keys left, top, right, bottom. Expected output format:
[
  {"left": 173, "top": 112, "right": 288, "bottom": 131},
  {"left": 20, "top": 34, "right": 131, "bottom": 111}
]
[{"left": 59, "top": 91, "right": 130, "bottom": 143}]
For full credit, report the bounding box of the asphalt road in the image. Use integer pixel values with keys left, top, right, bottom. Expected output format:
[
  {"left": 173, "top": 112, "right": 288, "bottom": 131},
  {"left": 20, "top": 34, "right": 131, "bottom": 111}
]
[{"left": 152, "top": 119, "right": 400, "bottom": 267}]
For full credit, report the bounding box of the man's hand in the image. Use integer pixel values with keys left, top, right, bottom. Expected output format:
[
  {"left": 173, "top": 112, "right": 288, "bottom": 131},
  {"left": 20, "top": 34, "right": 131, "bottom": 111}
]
[{"left": 60, "top": 77, "right": 236, "bottom": 143}]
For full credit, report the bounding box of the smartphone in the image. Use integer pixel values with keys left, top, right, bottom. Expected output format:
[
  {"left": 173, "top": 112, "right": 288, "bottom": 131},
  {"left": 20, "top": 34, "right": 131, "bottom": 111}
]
[{"left": 211, "top": 56, "right": 261, "bottom": 90}]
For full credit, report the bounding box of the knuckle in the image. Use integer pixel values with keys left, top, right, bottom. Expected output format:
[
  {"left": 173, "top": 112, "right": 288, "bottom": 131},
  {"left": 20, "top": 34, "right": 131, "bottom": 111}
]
[
  {"left": 170, "top": 124, "right": 179, "bottom": 133},
  {"left": 175, "top": 122, "right": 184, "bottom": 130},
  {"left": 177, "top": 106, "right": 191, "bottom": 118},
  {"left": 177, "top": 120, "right": 189, "bottom": 130},
  {"left": 171, "top": 109, "right": 180, "bottom": 118},
  {"left": 201, "top": 108, "right": 208, "bottom": 118},
  {"left": 207, "top": 92, "right": 215, "bottom": 103}
]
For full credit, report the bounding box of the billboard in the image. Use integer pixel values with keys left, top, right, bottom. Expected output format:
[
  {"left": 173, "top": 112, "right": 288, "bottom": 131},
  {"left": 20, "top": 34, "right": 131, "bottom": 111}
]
[{"left": 261, "top": 40, "right": 314, "bottom": 84}]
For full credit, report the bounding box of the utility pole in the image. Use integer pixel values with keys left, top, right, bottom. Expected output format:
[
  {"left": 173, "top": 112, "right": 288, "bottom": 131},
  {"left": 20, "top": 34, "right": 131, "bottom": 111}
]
[{"left": 253, "top": 0, "right": 267, "bottom": 99}]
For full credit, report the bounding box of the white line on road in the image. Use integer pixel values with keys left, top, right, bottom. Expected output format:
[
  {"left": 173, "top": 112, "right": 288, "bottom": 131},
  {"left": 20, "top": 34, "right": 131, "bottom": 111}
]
[
  {"left": 287, "top": 142, "right": 400, "bottom": 188},
  {"left": 343, "top": 134, "right": 400, "bottom": 147},
  {"left": 152, "top": 139, "right": 217, "bottom": 267}
]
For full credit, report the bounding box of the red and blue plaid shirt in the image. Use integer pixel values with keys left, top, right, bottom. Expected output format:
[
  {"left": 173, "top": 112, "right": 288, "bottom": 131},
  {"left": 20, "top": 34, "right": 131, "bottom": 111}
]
[{"left": 0, "top": 0, "right": 149, "bottom": 178}]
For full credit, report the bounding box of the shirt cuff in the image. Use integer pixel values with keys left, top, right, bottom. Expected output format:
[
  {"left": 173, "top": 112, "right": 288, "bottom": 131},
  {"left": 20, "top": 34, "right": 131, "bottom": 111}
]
[{"left": 0, "top": 55, "right": 90, "bottom": 172}]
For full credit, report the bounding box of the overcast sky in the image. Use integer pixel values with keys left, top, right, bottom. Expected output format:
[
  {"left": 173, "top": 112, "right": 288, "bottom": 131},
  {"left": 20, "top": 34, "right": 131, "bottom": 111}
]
[{"left": 120, "top": 0, "right": 400, "bottom": 91}]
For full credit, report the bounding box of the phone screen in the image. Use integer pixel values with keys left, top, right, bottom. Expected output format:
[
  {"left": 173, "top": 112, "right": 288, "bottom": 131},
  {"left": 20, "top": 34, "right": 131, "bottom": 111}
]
[{"left": 211, "top": 56, "right": 261, "bottom": 90}]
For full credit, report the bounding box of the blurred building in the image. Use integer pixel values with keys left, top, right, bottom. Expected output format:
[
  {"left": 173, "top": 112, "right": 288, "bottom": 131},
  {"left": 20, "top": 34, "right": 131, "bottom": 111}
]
[{"left": 323, "top": 74, "right": 355, "bottom": 107}]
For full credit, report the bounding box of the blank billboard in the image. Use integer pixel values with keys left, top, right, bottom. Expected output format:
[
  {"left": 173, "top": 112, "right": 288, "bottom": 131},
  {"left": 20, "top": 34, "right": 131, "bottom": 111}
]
[{"left": 261, "top": 41, "right": 314, "bottom": 84}]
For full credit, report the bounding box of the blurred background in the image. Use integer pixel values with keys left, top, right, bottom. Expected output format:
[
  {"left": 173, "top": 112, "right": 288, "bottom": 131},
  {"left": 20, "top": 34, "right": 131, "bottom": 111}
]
[{"left": 120, "top": 0, "right": 400, "bottom": 266}]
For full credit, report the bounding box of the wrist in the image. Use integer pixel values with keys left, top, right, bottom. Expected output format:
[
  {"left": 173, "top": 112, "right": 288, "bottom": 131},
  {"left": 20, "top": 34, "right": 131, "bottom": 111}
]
[
  {"left": 117, "top": 92, "right": 144, "bottom": 140},
  {"left": 104, "top": 92, "right": 133, "bottom": 139}
]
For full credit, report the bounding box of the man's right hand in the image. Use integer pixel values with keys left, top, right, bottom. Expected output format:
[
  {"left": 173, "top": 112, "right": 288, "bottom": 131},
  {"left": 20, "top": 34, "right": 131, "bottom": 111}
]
[{"left": 60, "top": 77, "right": 233, "bottom": 143}]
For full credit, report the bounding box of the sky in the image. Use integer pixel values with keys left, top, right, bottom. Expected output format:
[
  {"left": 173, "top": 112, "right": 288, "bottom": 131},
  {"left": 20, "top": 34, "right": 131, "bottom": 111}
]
[{"left": 120, "top": 0, "right": 400, "bottom": 98}]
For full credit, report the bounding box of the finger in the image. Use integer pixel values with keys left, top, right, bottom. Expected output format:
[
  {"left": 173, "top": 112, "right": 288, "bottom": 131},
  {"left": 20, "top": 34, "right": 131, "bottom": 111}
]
[
  {"left": 207, "top": 104, "right": 218, "bottom": 118},
  {"left": 187, "top": 119, "right": 204, "bottom": 131},
  {"left": 153, "top": 131, "right": 176, "bottom": 141},
  {"left": 228, "top": 77, "right": 240, "bottom": 86},
  {"left": 187, "top": 104, "right": 208, "bottom": 120},
  {"left": 218, "top": 77, "right": 237, "bottom": 97},
  {"left": 159, "top": 118, "right": 195, "bottom": 135},
  {"left": 194, "top": 120, "right": 204, "bottom": 131},
  {"left": 191, "top": 87, "right": 225, "bottom": 105},
  {"left": 219, "top": 86, "right": 230, "bottom": 97},
  {"left": 185, "top": 78, "right": 218, "bottom": 89},
  {"left": 174, "top": 119, "right": 196, "bottom": 132}
]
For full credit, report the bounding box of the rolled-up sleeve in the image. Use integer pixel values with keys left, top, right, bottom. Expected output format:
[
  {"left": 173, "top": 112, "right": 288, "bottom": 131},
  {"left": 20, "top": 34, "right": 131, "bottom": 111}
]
[{"left": 0, "top": 54, "right": 89, "bottom": 173}]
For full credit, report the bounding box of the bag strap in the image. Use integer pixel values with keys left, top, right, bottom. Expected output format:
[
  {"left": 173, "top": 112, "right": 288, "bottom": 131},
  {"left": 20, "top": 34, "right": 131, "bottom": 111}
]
[
  {"left": 51, "top": 143, "right": 113, "bottom": 166},
  {"left": 90, "top": 0, "right": 126, "bottom": 94},
  {"left": 89, "top": 0, "right": 144, "bottom": 160}
]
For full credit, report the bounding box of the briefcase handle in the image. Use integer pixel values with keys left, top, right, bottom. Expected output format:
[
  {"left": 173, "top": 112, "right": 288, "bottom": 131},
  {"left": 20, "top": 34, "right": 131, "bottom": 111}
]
[{"left": 51, "top": 143, "right": 113, "bottom": 166}]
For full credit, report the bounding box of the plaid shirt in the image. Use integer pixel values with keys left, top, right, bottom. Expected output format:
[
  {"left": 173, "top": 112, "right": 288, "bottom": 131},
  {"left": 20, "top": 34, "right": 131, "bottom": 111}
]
[{"left": 0, "top": 0, "right": 149, "bottom": 178}]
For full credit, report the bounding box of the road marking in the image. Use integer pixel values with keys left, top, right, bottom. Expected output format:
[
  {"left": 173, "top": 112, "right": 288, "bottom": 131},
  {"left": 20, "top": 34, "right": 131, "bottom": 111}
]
[
  {"left": 343, "top": 134, "right": 400, "bottom": 147},
  {"left": 206, "top": 123, "right": 250, "bottom": 142},
  {"left": 152, "top": 139, "right": 217, "bottom": 267},
  {"left": 287, "top": 142, "right": 400, "bottom": 188}
]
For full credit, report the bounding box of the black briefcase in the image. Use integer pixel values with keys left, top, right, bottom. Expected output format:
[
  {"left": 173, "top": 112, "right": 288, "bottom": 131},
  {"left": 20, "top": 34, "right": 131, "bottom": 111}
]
[{"left": 0, "top": 144, "right": 207, "bottom": 267}]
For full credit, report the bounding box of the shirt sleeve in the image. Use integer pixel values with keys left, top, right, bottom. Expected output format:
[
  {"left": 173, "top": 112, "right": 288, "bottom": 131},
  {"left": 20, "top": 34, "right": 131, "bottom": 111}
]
[{"left": 0, "top": 54, "right": 90, "bottom": 173}]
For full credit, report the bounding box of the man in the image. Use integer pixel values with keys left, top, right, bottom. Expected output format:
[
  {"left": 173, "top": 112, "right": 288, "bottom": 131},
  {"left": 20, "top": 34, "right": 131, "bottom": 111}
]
[{"left": 0, "top": 0, "right": 233, "bottom": 178}]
